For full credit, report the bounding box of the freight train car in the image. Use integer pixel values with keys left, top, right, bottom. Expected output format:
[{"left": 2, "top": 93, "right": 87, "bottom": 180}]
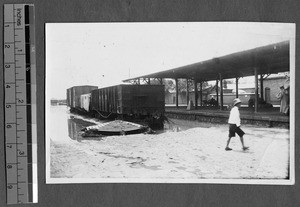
[
  {"left": 66, "top": 85, "right": 98, "bottom": 112},
  {"left": 67, "top": 84, "right": 165, "bottom": 129},
  {"left": 92, "top": 84, "right": 165, "bottom": 129},
  {"left": 90, "top": 84, "right": 165, "bottom": 118}
]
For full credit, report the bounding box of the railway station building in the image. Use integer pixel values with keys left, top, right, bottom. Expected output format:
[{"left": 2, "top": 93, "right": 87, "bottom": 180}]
[{"left": 123, "top": 41, "right": 291, "bottom": 127}]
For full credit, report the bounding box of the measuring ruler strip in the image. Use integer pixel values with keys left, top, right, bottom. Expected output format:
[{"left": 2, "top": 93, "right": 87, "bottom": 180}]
[{"left": 4, "top": 4, "right": 37, "bottom": 204}]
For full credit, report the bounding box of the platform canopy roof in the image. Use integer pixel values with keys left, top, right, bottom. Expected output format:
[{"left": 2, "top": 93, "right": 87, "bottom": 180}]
[{"left": 123, "top": 41, "right": 290, "bottom": 82}]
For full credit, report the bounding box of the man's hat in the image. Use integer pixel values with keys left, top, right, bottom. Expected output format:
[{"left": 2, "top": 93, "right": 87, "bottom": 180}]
[{"left": 233, "top": 98, "right": 242, "bottom": 106}]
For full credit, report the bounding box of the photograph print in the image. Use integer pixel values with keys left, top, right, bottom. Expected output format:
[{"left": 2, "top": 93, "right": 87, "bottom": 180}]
[{"left": 45, "top": 22, "right": 295, "bottom": 184}]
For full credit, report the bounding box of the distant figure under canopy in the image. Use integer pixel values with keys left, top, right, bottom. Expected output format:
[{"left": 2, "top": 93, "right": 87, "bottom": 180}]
[{"left": 276, "top": 85, "right": 289, "bottom": 115}]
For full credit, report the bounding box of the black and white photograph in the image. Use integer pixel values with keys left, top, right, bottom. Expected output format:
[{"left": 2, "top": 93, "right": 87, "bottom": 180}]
[{"left": 45, "top": 22, "right": 295, "bottom": 184}]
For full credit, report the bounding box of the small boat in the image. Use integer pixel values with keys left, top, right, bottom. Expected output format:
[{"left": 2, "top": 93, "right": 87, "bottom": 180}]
[{"left": 81, "top": 120, "right": 151, "bottom": 137}]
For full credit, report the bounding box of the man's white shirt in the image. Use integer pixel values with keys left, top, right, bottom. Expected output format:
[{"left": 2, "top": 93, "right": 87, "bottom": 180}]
[{"left": 228, "top": 106, "right": 241, "bottom": 127}]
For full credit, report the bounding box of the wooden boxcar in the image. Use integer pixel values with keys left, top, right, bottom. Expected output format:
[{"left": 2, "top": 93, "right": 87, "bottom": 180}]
[
  {"left": 90, "top": 84, "right": 165, "bottom": 118},
  {"left": 66, "top": 85, "right": 98, "bottom": 109}
]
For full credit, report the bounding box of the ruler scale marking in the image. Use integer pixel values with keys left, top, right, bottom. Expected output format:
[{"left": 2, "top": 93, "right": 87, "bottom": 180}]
[{"left": 4, "top": 4, "right": 37, "bottom": 204}]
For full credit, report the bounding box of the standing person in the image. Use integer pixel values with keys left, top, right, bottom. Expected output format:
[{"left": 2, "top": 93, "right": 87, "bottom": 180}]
[
  {"left": 284, "top": 74, "right": 290, "bottom": 115},
  {"left": 276, "top": 85, "right": 289, "bottom": 114},
  {"left": 225, "top": 98, "right": 249, "bottom": 151},
  {"left": 210, "top": 96, "right": 217, "bottom": 107}
]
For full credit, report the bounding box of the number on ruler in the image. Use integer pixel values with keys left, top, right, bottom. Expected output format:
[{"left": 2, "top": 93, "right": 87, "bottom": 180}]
[
  {"left": 5, "top": 64, "right": 11, "bottom": 69},
  {"left": 5, "top": 44, "right": 11, "bottom": 48}
]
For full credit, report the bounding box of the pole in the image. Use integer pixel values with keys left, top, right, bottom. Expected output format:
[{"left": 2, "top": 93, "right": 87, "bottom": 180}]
[
  {"left": 255, "top": 68, "right": 258, "bottom": 113},
  {"left": 220, "top": 74, "right": 223, "bottom": 110},
  {"left": 194, "top": 79, "right": 198, "bottom": 109},
  {"left": 260, "top": 74, "right": 264, "bottom": 100},
  {"left": 186, "top": 79, "right": 189, "bottom": 106},
  {"left": 216, "top": 79, "right": 219, "bottom": 105},
  {"left": 200, "top": 82, "right": 203, "bottom": 107},
  {"left": 236, "top": 77, "right": 239, "bottom": 98},
  {"left": 175, "top": 78, "right": 179, "bottom": 108}
]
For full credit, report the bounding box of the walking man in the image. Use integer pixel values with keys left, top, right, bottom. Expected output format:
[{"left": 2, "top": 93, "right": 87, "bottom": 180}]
[{"left": 225, "top": 98, "right": 249, "bottom": 151}]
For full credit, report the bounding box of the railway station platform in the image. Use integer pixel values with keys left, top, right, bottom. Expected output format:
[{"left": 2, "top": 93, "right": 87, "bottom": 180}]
[{"left": 165, "top": 106, "right": 289, "bottom": 128}]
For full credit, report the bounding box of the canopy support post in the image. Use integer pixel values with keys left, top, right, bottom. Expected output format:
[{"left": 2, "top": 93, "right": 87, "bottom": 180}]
[
  {"left": 260, "top": 74, "right": 264, "bottom": 100},
  {"left": 255, "top": 68, "right": 259, "bottom": 113},
  {"left": 216, "top": 79, "right": 219, "bottom": 106},
  {"left": 175, "top": 78, "right": 179, "bottom": 108},
  {"left": 186, "top": 79, "right": 189, "bottom": 106},
  {"left": 194, "top": 80, "right": 198, "bottom": 109},
  {"left": 219, "top": 74, "right": 224, "bottom": 110},
  {"left": 200, "top": 82, "right": 203, "bottom": 107},
  {"left": 236, "top": 77, "right": 239, "bottom": 98}
]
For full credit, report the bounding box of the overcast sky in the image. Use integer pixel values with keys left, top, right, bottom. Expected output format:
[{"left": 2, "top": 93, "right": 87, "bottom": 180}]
[{"left": 46, "top": 22, "right": 294, "bottom": 99}]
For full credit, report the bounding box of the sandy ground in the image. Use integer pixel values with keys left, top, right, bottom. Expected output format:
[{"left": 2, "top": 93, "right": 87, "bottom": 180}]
[{"left": 48, "top": 106, "right": 289, "bottom": 181}]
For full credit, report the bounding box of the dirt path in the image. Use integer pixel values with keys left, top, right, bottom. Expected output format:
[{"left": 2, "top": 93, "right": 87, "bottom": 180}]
[{"left": 50, "top": 122, "right": 289, "bottom": 181}]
